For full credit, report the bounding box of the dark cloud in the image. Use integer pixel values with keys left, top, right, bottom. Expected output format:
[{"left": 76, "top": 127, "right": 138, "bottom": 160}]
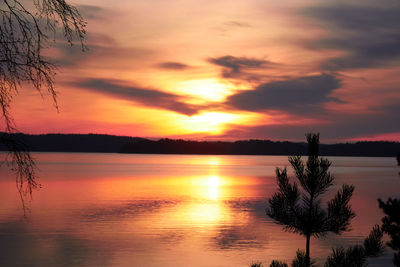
[
  {"left": 226, "top": 74, "right": 341, "bottom": 114},
  {"left": 156, "top": 62, "right": 190, "bottom": 70},
  {"left": 218, "top": 103, "right": 400, "bottom": 141},
  {"left": 304, "top": 3, "right": 400, "bottom": 70},
  {"left": 71, "top": 78, "right": 201, "bottom": 116},
  {"left": 52, "top": 41, "right": 88, "bottom": 67},
  {"left": 209, "top": 55, "right": 266, "bottom": 72},
  {"left": 208, "top": 55, "right": 273, "bottom": 79}
]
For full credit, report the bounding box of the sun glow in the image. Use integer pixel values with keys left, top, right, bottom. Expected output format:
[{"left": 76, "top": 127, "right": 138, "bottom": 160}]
[
  {"left": 177, "top": 78, "right": 234, "bottom": 102},
  {"left": 207, "top": 157, "right": 220, "bottom": 166},
  {"left": 207, "top": 176, "right": 221, "bottom": 200},
  {"left": 189, "top": 175, "right": 227, "bottom": 200},
  {"left": 182, "top": 112, "right": 238, "bottom": 134},
  {"left": 207, "top": 176, "right": 220, "bottom": 187},
  {"left": 180, "top": 202, "right": 225, "bottom": 225}
]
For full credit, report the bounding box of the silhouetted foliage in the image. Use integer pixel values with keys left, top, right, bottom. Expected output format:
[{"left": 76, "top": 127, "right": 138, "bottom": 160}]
[
  {"left": 0, "top": 0, "right": 86, "bottom": 199},
  {"left": 250, "top": 262, "right": 263, "bottom": 267},
  {"left": 270, "top": 260, "right": 288, "bottom": 267},
  {"left": 324, "top": 225, "right": 384, "bottom": 267},
  {"left": 379, "top": 198, "right": 400, "bottom": 266},
  {"left": 266, "top": 133, "right": 356, "bottom": 266},
  {"left": 0, "top": 134, "right": 38, "bottom": 211},
  {"left": 267, "top": 250, "right": 316, "bottom": 267},
  {"left": 292, "top": 250, "right": 315, "bottom": 267},
  {"left": 363, "top": 225, "right": 385, "bottom": 257},
  {"left": 265, "top": 225, "right": 383, "bottom": 267},
  {"left": 325, "top": 246, "right": 365, "bottom": 267},
  {"left": 396, "top": 152, "right": 400, "bottom": 166}
]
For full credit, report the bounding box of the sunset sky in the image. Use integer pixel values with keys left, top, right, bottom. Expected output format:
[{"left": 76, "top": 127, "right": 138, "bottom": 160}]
[{"left": 11, "top": 0, "right": 400, "bottom": 142}]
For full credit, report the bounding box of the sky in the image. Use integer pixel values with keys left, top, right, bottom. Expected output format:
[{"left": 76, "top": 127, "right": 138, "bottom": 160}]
[{"left": 10, "top": 0, "right": 400, "bottom": 142}]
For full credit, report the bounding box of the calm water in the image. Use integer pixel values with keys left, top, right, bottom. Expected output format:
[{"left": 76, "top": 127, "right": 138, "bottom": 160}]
[{"left": 0, "top": 153, "right": 399, "bottom": 267}]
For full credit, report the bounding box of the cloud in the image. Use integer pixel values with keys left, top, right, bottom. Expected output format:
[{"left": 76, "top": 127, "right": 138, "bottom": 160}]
[
  {"left": 52, "top": 32, "right": 154, "bottom": 69},
  {"left": 156, "top": 62, "right": 190, "bottom": 70},
  {"left": 212, "top": 21, "right": 252, "bottom": 36},
  {"left": 71, "top": 78, "right": 201, "bottom": 116},
  {"left": 226, "top": 74, "right": 341, "bottom": 114},
  {"left": 218, "top": 102, "right": 400, "bottom": 141},
  {"left": 223, "top": 21, "right": 252, "bottom": 28},
  {"left": 77, "top": 5, "right": 106, "bottom": 20},
  {"left": 209, "top": 55, "right": 266, "bottom": 72},
  {"left": 304, "top": 2, "right": 400, "bottom": 70},
  {"left": 208, "top": 55, "right": 273, "bottom": 79}
]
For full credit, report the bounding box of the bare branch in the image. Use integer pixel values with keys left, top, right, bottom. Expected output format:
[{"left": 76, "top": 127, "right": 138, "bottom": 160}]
[{"left": 0, "top": 0, "right": 86, "bottom": 202}]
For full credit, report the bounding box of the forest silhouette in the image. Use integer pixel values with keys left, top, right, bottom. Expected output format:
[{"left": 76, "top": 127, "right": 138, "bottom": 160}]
[{"left": 1, "top": 133, "right": 399, "bottom": 157}]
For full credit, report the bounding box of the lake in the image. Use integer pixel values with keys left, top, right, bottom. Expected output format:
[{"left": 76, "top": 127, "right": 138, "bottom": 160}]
[{"left": 0, "top": 153, "right": 399, "bottom": 267}]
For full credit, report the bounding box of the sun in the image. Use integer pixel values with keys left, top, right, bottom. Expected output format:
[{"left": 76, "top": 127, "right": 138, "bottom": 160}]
[
  {"left": 159, "top": 110, "right": 263, "bottom": 136},
  {"left": 176, "top": 78, "right": 234, "bottom": 103},
  {"left": 183, "top": 112, "right": 239, "bottom": 134}
]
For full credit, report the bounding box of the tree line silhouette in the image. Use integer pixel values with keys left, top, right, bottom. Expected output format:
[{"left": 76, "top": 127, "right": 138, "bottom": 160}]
[{"left": 1, "top": 133, "right": 399, "bottom": 157}]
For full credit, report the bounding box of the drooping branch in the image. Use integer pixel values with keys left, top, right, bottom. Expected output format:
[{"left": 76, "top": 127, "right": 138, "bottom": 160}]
[
  {"left": 0, "top": 133, "right": 39, "bottom": 212},
  {"left": 0, "top": 0, "right": 86, "bottom": 199}
]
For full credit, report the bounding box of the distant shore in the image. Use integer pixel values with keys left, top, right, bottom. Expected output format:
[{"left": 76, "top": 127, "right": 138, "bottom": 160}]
[{"left": 1, "top": 133, "right": 399, "bottom": 157}]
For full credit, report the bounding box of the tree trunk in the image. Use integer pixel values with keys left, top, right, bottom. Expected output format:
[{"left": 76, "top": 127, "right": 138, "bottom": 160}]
[
  {"left": 306, "top": 233, "right": 311, "bottom": 266},
  {"left": 306, "top": 193, "right": 314, "bottom": 267}
]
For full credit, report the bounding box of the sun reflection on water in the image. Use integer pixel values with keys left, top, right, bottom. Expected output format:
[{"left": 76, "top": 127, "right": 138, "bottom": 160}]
[
  {"left": 207, "top": 176, "right": 220, "bottom": 200},
  {"left": 180, "top": 202, "right": 225, "bottom": 226},
  {"left": 207, "top": 157, "right": 220, "bottom": 166},
  {"left": 190, "top": 175, "right": 229, "bottom": 201}
]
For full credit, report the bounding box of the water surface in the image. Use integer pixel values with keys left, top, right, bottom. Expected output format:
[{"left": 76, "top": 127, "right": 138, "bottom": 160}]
[{"left": 0, "top": 153, "right": 398, "bottom": 266}]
